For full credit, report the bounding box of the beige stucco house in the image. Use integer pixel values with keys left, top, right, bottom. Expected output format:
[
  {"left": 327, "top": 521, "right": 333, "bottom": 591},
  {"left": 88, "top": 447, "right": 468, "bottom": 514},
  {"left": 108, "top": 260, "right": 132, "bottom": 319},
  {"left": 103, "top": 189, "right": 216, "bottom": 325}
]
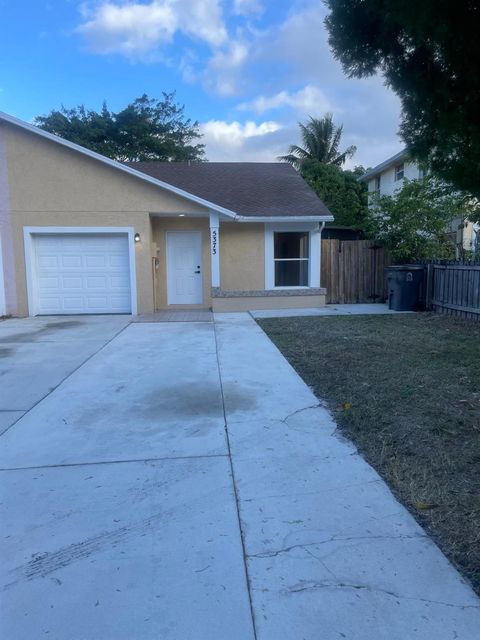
[{"left": 0, "top": 111, "right": 333, "bottom": 317}]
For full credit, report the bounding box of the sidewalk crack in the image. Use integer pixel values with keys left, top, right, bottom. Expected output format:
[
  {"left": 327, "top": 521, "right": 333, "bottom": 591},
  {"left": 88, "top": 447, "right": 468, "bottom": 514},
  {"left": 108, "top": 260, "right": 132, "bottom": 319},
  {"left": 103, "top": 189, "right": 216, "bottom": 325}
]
[
  {"left": 284, "top": 581, "right": 480, "bottom": 610},
  {"left": 247, "top": 533, "right": 429, "bottom": 559},
  {"left": 213, "top": 320, "right": 258, "bottom": 640},
  {"left": 279, "top": 403, "right": 322, "bottom": 425}
]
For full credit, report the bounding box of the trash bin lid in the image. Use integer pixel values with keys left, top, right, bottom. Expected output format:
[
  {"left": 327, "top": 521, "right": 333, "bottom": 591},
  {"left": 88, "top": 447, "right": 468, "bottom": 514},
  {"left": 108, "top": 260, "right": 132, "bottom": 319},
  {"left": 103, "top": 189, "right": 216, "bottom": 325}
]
[{"left": 385, "top": 264, "right": 426, "bottom": 271}]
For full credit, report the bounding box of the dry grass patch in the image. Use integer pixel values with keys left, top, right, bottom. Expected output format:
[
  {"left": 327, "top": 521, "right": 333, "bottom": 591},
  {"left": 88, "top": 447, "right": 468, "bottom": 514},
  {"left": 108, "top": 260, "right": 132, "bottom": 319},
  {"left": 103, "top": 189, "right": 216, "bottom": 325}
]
[{"left": 258, "top": 313, "right": 480, "bottom": 594}]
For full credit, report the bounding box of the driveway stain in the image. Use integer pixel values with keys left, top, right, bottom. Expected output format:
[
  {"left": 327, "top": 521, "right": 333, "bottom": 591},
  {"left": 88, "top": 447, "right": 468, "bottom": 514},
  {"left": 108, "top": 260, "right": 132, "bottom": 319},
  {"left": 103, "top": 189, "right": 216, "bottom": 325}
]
[
  {"left": 63, "top": 382, "right": 256, "bottom": 430},
  {"left": 139, "top": 384, "right": 224, "bottom": 419},
  {"left": 43, "top": 321, "right": 84, "bottom": 331},
  {"left": 0, "top": 321, "right": 84, "bottom": 344},
  {"left": 222, "top": 384, "right": 258, "bottom": 413}
]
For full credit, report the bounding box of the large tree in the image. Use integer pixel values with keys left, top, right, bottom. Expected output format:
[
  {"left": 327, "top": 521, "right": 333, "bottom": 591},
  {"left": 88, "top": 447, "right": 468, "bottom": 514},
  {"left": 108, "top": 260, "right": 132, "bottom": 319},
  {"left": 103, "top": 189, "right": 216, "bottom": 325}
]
[
  {"left": 35, "top": 93, "right": 205, "bottom": 162},
  {"left": 301, "top": 160, "right": 368, "bottom": 228},
  {"left": 367, "top": 175, "right": 476, "bottom": 262},
  {"left": 279, "top": 114, "right": 356, "bottom": 169},
  {"left": 325, "top": 1, "right": 480, "bottom": 204}
]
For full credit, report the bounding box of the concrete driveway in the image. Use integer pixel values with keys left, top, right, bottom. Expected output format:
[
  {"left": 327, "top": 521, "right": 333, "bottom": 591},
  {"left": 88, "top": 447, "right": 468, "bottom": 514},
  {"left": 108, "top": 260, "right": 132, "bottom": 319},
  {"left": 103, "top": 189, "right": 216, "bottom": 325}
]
[{"left": 1, "top": 313, "right": 479, "bottom": 639}]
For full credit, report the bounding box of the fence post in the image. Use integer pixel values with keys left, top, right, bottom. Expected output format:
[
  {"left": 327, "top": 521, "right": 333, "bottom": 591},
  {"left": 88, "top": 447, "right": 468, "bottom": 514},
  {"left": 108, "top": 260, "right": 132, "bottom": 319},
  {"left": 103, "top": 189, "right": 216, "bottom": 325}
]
[{"left": 425, "top": 262, "right": 433, "bottom": 310}]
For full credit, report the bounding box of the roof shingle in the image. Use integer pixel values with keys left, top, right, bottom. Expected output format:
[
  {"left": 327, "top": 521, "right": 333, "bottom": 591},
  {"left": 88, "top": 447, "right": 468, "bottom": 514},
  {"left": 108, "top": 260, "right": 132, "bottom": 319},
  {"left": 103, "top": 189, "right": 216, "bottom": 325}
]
[{"left": 125, "top": 161, "right": 332, "bottom": 218}]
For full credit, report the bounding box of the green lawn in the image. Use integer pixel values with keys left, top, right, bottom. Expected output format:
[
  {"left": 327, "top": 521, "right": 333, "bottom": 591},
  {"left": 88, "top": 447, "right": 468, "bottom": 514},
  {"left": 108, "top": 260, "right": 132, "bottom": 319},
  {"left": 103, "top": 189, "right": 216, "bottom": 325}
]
[{"left": 258, "top": 313, "right": 480, "bottom": 594}]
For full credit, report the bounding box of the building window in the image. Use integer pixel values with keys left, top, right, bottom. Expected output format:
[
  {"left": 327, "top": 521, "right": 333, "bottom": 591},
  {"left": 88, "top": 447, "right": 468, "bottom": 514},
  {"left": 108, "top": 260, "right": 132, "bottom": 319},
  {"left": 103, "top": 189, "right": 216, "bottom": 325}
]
[
  {"left": 274, "top": 232, "right": 309, "bottom": 287},
  {"left": 375, "top": 175, "right": 381, "bottom": 192},
  {"left": 418, "top": 166, "right": 427, "bottom": 179},
  {"left": 394, "top": 163, "right": 404, "bottom": 181}
]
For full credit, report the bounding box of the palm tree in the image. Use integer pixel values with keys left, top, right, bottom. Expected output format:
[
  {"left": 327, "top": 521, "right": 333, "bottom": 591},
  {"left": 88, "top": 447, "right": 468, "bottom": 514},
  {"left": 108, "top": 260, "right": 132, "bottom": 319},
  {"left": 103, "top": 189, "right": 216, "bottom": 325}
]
[{"left": 279, "top": 114, "right": 356, "bottom": 169}]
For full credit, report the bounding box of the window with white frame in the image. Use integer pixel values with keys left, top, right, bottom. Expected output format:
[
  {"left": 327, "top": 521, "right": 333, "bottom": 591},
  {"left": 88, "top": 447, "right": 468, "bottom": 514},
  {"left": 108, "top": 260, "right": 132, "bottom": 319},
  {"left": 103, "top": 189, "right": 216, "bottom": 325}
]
[
  {"left": 273, "top": 232, "right": 309, "bottom": 287},
  {"left": 394, "top": 163, "right": 404, "bottom": 181},
  {"left": 375, "top": 175, "right": 381, "bottom": 192}
]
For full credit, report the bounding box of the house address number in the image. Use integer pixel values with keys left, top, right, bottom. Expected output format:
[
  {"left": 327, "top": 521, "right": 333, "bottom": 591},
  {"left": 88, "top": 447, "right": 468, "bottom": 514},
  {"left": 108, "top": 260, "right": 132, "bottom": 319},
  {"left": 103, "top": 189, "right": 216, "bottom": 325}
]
[{"left": 211, "top": 229, "right": 217, "bottom": 255}]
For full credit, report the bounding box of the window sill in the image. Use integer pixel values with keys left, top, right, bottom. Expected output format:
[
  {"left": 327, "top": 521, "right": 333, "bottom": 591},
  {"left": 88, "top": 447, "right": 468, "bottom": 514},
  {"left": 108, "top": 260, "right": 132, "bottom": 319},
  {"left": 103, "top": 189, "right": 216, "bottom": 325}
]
[{"left": 272, "top": 285, "right": 310, "bottom": 290}]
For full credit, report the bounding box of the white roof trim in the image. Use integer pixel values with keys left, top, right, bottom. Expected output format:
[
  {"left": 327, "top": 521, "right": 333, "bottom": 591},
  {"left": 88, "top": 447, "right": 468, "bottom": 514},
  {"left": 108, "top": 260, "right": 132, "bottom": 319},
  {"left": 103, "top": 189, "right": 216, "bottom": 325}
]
[
  {"left": 236, "top": 215, "right": 334, "bottom": 223},
  {"left": 359, "top": 149, "right": 409, "bottom": 181},
  {"left": 0, "top": 110, "right": 240, "bottom": 219}
]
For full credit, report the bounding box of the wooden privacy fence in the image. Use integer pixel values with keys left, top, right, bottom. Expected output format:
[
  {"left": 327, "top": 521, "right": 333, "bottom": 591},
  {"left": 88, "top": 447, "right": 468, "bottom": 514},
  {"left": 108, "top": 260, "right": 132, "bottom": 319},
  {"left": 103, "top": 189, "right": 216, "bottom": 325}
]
[
  {"left": 321, "top": 239, "right": 389, "bottom": 304},
  {"left": 427, "top": 261, "right": 480, "bottom": 320}
]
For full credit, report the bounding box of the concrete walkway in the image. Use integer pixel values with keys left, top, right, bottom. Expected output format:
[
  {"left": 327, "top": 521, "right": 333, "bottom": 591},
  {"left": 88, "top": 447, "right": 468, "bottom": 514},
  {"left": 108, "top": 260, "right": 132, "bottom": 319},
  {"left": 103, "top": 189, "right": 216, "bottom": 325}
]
[{"left": 1, "top": 313, "right": 479, "bottom": 639}]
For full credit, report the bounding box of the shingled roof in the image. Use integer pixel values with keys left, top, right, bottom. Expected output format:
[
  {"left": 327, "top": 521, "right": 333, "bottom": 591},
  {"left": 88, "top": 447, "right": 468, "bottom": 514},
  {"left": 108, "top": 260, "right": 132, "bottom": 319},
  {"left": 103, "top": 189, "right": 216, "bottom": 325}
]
[{"left": 125, "top": 162, "right": 333, "bottom": 219}]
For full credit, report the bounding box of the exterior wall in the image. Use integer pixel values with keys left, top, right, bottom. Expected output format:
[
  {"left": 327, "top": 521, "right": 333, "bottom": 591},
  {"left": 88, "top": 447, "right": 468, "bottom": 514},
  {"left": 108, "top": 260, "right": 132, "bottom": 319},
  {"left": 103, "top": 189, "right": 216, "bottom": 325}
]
[
  {"left": 462, "top": 221, "right": 479, "bottom": 252},
  {"left": 219, "top": 221, "right": 265, "bottom": 290},
  {"left": 0, "top": 121, "right": 208, "bottom": 316},
  {"left": 367, "top": 160, "right": 420, "bottom": 197},
  {"left": 212, "top": 293, "right": 326, "bottom": 312},
  {"left": 151, "top": 217, "right": 211, "bottom": 309}
]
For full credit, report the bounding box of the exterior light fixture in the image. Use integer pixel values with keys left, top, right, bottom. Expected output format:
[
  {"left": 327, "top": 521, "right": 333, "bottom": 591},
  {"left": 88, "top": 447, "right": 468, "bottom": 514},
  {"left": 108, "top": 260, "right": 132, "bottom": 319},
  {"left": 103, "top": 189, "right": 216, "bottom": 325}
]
[
  {"left": 179, "top": 214, "right": 185, "bottom": 217},
  {"left": 134, "top": 233, "right": 141, "bottom": 243}
]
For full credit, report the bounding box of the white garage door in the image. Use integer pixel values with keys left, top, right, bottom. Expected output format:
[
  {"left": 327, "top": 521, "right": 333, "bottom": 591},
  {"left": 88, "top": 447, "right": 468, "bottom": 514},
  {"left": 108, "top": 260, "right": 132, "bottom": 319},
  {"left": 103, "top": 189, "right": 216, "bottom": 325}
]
[{"left": 32, "top": 234, "right": 132, "bottom": 314}]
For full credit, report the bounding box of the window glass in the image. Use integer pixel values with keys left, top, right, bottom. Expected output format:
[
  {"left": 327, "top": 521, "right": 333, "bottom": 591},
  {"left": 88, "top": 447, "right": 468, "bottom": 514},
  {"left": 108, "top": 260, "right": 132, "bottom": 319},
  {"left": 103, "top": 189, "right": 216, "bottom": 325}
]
[
  {"left": 375, "top": 175, "right": 381, "bottom": 191},
  {"left": 274, "top": 232, "right": 309, "bottom": 259},
  {"left": 275, "top": 260, "right": 309, "bottom": 287},
  {"left": 394, "top": 163, "right": 404, "bottom": 181},
  {"left": 273, "top": 232, "right": 309, "bottom": 287}
]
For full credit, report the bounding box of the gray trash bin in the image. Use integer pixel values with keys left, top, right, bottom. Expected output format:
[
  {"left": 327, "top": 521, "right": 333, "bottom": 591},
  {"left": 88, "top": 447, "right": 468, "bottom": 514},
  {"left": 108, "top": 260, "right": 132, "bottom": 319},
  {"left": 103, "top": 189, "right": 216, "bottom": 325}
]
[{"left": 386, "top": 265, "right": 426, "bottom": 311}]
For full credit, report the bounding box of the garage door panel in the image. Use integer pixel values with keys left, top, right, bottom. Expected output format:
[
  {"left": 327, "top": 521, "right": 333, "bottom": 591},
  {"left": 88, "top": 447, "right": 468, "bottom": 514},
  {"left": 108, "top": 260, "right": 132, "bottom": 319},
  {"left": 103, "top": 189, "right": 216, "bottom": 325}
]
[
  {"left": 85, "top": 296, "right": 109, "bottom": 310},
  {"left": 38, "top": 297, "right": 62, "bottom": 312},
  {"left": 62, "top": 276, "right": 84, "bottom": 289},
  {"left": 63, "top": 297, "right": 86, "bottom": 311},
  {"left": 85, "top": 255, "right": 107, "bottom": 268},
  {"left": 109, "top": 255, "right": 128, "bottom": 268},
  {"left": 61, "top": 255, "right": 83, "bottom": 268},
  {"left": 110, "top": 296, "right": 131, "bottom": 310},
  {"left": 38, "top": 276, "right": 61, "bottom": 289},
  {"left": 32, "top": 234, "right": 132, "bottom": 315},
  {"left": 86, "top": 276, "right": 108, "bottom": 289},
  {"left": 110, "top": 275, "right": 130, "bottom": 289},
  {"left": 38, "top": 256, "right": 59, "bottom": 269}
]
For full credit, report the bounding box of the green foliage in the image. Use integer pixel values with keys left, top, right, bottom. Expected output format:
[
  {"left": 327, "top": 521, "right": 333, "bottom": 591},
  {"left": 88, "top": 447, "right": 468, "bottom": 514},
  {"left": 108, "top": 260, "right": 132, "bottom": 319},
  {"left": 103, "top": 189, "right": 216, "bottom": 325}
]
[
  {"left": 35, "top": 93, "right": 205, "bottom": 162},
  {"left": 300, "top": 160, "right": 369, "bottom": 228},
  {"left": 325, "top": 1, "right": 480, "bottom": 202},
  {"left": 279, "top": 114, "right": 356, "bottom": 169},
  {"left": 366, "top": 175, "right": 474, "bottom": 261}
]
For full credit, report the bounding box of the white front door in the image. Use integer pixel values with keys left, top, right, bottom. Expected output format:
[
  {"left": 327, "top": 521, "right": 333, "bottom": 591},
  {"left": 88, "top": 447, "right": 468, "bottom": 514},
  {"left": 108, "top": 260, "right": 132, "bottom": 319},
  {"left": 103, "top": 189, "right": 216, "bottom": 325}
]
[{"left": 166, "top": 232, "right": 203, "bottom": 305}]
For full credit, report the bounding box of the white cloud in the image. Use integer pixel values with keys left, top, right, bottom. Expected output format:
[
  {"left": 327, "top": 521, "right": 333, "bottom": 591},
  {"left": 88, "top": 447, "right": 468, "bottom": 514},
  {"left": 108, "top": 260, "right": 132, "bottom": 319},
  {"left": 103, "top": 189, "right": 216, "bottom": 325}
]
[
  {"left": 267, "top": 4, "right": 333, "bottom": 83},
  {"left": 233, "top": 0, "right": 262, "bottom": 16},
  {"left": 202, "top": 119, "right": 281, "bottom": 146},
  {"left": 200, "top": 119, "right": 284, "bottom": 161},
  {"left": 77, "top": 0, "right": 227, "bottom": 59},
  {"left": 238, "top": 85, "right": 334, "bottom": 116},
  {"left": 203, "top": 39, "right": 250, "bottom": 96}
]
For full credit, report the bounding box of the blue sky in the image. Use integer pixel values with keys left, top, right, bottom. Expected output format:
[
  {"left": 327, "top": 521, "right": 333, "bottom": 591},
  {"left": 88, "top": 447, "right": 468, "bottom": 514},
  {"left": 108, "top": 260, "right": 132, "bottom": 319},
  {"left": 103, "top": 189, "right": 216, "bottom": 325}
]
[{"left": 0, "top": 0, "right": 403, "bottom": 166}]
